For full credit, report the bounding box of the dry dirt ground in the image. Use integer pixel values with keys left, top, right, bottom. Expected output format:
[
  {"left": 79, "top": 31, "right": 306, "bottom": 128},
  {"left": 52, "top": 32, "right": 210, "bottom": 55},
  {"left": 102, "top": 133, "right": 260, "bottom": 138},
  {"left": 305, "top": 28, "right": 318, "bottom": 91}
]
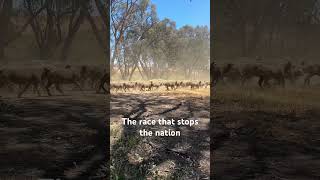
[
  {"left": 212, "top": 86, "right": 320, "bottom": 180},
  {"left": 110, "top": 90, "right": 210, "bottom": 179},
  {"left": 0, "top": 91, "right": 108, "bottom": 179}
]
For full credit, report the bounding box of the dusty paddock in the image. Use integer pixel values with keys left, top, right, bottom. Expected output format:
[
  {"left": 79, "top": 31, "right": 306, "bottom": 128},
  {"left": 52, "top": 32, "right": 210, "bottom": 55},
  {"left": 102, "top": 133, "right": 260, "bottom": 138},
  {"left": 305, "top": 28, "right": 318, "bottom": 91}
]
[
  {"left": 110, "top": 89, "right": 210, "bottom": 179},
  {"left": 0, "top": 91, "right": 108, "bottom": 179},
  {"left": 212, "top": 84, "right": 320, "bottom": 179}
]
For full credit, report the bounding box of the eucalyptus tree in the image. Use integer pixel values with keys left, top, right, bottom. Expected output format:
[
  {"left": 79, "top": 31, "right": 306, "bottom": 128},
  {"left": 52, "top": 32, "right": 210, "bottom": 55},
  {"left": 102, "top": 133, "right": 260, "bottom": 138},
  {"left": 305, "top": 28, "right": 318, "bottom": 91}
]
[
  {"left": 85, "top": 0, "right": 108, "bottom": 62},
  {"left": 0, "top": 0, "right": 46, "bottom": 60},
  {"left": 60, "top": 0, "right": 90, "bottom": 61},
  {"left": 23, "top": 0, "right": 89, "bottom": 60},
  {"left": 215, "top": 0, "right": 320, "bottom": 57},
  {"left": 110, "top": 0, "right": 137, "bottom": 75},
  {"left": 146, "top": 18, "right": 178, "bottom": 79},
  {"left": 176, "top": 25, "right": 209, "bottom": 79},
  {"left": 111, "top": 0, "right": 157, "bottom": 80},
  {"left": 111, "top": 0, "right": 209, "bottom": 80},
  {"left": 0, "top": 0, "right": 13, "bottom": 59},
  {"left": 128, "top": 0, "right": 157, "bottom": 80}
]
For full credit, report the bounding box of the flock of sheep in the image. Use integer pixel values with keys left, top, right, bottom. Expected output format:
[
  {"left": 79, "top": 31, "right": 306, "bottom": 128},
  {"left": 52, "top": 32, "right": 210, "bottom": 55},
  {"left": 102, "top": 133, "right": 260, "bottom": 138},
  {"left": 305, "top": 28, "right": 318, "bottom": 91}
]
[
  {"left": 0, "top": 65, "right": 108, "bottom": 97},
  {"left": 212, "top": 61, "right": 320, "bottom": 88},
  {"left": 3, "top": 59, "right": 316, "bottom": 98},
  {"left": 110, "top": 80, "right": 210, "bottom": 92},
  {"left": 0, "top": 63, "right": 211, "bottom": 97}
]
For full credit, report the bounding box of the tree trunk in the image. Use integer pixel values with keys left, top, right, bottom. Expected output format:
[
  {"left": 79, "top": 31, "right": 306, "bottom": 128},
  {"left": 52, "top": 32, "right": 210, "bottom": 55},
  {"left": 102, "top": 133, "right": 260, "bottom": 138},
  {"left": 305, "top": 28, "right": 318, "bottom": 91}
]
[
  {"left": 85, "top": 10, "right": 106, "bottom": 52},
  {"left": 0, "top": 0, "right": 12, "bottom": 60},
  {"left": 128, "top": 64, "right": 137, "bottom": 81},
  {"left": 60, "top": 36, "right": 73, "bottom": 61},
  {"left": 240, "top": 22, "right": 248, "bottom": 57},
  {"left": 60, "top": 9, "right": 85, "bottom": 61},
  {"left": 247, "top": 23, "right": 263, "bottom": 57},
  {"left": 0, "top": 45, "right": 4, "bottom": 60},
  {"left": 39, "top": 46, "right": 51, "bottom": 60}
]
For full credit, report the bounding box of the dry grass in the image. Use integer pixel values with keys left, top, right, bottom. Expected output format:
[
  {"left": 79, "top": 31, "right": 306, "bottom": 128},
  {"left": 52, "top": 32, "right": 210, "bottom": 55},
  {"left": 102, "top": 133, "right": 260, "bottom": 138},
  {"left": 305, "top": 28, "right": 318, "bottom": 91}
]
[
  {"left": 213, "top": 84, "right": 320, "bottom": 113},
  {"left": 111, "top": 68, "right": 209, "bottom": 81},
  {"left": 111, "top": 80, "right": 210, "bottom": 97},
  {"left": 212, "top": 82, "right": 320, "bottom": 179},
  {"left": 111, "top": 88, "right": 210, "bottom": 99}
]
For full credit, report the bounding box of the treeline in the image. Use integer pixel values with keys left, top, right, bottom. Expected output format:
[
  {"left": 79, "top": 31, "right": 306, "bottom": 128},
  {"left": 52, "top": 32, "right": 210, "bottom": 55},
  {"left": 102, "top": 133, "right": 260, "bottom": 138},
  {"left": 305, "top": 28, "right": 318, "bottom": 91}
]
[
  {"left": 0, "top": 0, "right": 107, "bottom": 61},
  {"left": 214, "top": 0, "right": 320, "bottom": 58},
  {"left": 111, "top": 0, "right": 210, "bottom": 80}
]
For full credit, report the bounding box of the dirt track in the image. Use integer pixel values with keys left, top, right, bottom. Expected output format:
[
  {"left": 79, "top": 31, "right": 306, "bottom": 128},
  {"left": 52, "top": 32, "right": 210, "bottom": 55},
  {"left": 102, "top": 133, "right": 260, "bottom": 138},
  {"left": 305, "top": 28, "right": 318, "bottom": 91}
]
[
  {"left": 111, "top": 92, "right": 210, "bottom": 179},
  {"left": 0, "top": 92, "right": 108, "bottom": 179},
  {"left": 3, "top": 88, "right": 318, "bottom": 179},
  {"left": 212, "top": 100, "right": 320, "bottom": 180}
]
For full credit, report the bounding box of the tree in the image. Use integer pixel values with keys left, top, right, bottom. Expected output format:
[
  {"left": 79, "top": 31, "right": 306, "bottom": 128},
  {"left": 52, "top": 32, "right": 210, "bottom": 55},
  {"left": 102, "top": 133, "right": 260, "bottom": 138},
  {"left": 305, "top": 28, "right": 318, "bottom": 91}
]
[
  {"left": 110, "top": 0, "right": 138, "bottom": 76},
  {"left": 0, "top": 0, "right": 45, "bottom": 60},
  {"left": 214, "top": 0, "right": 320, "bottom": 58},
  {"left": 111, "top": 0, "right": 157, "bottom": 80},
  {"left": 85, "top": 0, "right": 108, "bottom": 60},
  {"left": 176, "top": 25, "right": 209, "bottom": 79},
  {"left": 23, "top": 0, "right": 89, "bottom": 60},
  {"left": 60, "top": 0, "right": 89, "bottom": 61},
  {"left": 111, "top": 0, "right": 210, "bottom": 80},
  {"left": 0, "top": 0, "right": 13, "bottom": 59}
]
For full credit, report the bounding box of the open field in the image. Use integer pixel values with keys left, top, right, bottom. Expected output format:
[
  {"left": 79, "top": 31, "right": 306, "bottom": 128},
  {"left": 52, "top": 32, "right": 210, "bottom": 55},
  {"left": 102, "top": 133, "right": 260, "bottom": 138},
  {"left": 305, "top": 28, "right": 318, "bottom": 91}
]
[{"left": 110, "top": 89, "right": 210, "bottom": 179}]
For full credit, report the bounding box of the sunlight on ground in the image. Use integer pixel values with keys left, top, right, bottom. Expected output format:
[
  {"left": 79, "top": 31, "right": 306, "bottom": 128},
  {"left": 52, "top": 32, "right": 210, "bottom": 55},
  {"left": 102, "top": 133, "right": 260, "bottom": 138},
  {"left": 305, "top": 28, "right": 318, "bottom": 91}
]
[{"left": 111, "top": 88, "right": 210, "bottom": 97}]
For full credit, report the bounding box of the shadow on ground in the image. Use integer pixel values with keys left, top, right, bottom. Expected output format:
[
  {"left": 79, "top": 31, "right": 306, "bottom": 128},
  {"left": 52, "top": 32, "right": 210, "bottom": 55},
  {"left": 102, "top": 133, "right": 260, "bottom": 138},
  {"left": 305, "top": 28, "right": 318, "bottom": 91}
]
[
  {"left": 110, "top": 92, "right": 210, "bottom": 179},
  {"left": 212, "top": 99, "right": 320, "bottom": 180},
  {"left": 0, "top": 93, "right": 108, "bottom": 179}
]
